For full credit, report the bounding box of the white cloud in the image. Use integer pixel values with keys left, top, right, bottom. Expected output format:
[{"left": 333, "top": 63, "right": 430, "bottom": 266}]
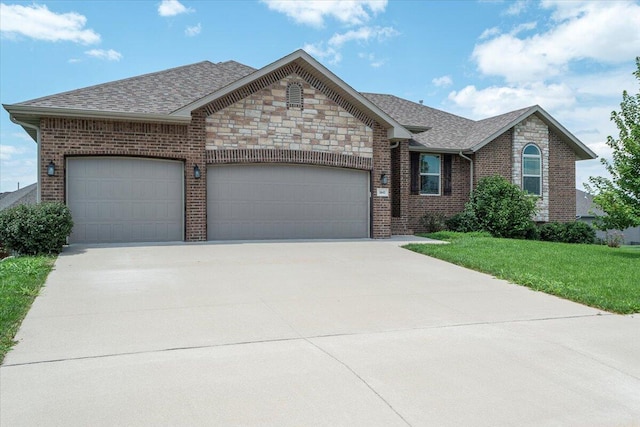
[
  {"left": 303, "top": 42, "right": 341, "bottom": 64},
  {"left": 261, "top": 0, "right": 387, "bottom": 28},
  {"left": 185, "top": 23, "right": 201, "bottom": 36},
  {"left": 504, "top": 0, "right": 528, "bottom": 16},
  {"left": 448, "top": 82, "right": 576, "bottom": 118},
  {"left": 432, "top": 75, "right": 453, "bottom": 88},
  {"left": 0, "top": 3, "right": 100, "bottom": 44},
  {"left": 68, "top": 58, "right": 82, "bottom": 64},
  {"left": 158, "top": 0, "right": 193, "bottom": 17},
  {"left": 359, "top": 52, "right": 386, "bottom": 68},
  {"left": 85, "top": 49, "right": 122, "bottom": 61},
  {"left": 510, "top": 21, "right": 536, "bottom": 35},
  {"left": 305, "top": 25, "right": 398, "bottom": 64},
  {"left": 473, "top": 1, "right": 640, "bottom": 83},
  {"left": 329, "top": 25, "right": 397, "bottom": 47},
  {"left": 479, "top": 27, "right": 500, "bottom": 40},
  {"left": 0, "top": 145, "right": 24, "bottom": 161}
]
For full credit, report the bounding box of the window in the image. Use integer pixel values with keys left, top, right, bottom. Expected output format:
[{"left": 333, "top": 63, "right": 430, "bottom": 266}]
[
  {"left": 420, "top": 154, "right": 440, "bottom": 195},
  {"left": 522, "top": 144, "right": 541, "bottom": 195},
  {"left": 286, "top": 82, "right": 303, "bottom": 110}
]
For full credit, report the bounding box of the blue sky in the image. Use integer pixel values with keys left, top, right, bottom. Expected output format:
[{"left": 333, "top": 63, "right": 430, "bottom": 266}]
[{"left": 1, "top": 0, "right": 639, "bottom": 193}]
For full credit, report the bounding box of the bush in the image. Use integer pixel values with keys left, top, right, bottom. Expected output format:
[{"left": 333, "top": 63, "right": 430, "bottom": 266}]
[
  {"left": 563, "top": 222, "right": 596, "bottom": 244},
  {"left": 467, "top": 176, "right": 537, "bottom": 239},
  {"left": 446, "top": 209, "right": 479, "bottom": 232},
  {"left": 539, "top": 221, "right": 596, "bottom": 244},
  {"left": 539, "top": 222, "right": 565, "bottom": 242},
  {"left": 419, "top": 212, "right": 447, "bottom": 233},
  {"left": 605, "top": 231, "right": 624, "bottom": 248},
  {"left": 0, "top": 203, "right": 73, "bottom": 255}
]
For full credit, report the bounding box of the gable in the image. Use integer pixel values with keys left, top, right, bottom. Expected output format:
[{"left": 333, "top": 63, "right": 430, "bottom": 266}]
[
  {"left": 206, "top": 73, "right": 373, "bottom": 158},
  {"left": 180, "top": 50, "right": 411, "bottom": 141}
]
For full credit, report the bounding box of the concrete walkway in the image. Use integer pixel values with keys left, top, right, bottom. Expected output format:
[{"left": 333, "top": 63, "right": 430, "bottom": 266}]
[{"left": 1, "top": 240, "right": 639, "bottom": 426}]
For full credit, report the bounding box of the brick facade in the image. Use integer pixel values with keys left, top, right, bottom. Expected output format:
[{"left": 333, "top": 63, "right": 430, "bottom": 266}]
[
  {"left": 39, "top": 115, "right": 208, "bottom": 240},
  {"left": 548, "top": 130, "right": 577, "bottom": 221},
  {"left": 36, "top": 64, "right": 394, "bottom": 241},
  {"left": 474, "top": 130, "right": 513, "bottom": 185},
  {"left": 403, "top": 154, "right": 470, "bottom": 233},
  {"left": 394, "top": 120, "right": 579, "bottom": 233}
]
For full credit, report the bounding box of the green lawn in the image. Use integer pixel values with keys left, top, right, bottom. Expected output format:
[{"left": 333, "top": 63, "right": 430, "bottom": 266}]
[
  {"left": 0, "top": 256, "right": 55, "bottom": 364},
  {"left": 405, "top": 232, "right": 640, "bottom": 314}
]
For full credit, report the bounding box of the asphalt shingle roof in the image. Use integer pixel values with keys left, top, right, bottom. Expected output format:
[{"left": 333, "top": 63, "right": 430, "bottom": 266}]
[
  {"left": 0, "top": 183, "right": 37, "bottom": 211},
  {"left": 17, "top": 61, "right": 256, "bottom": 115},
  {"left": 576, "top": 189, "right": 604, "bottom": 217},
  {"left": 362, "top": 93, "right": 534, "bottom": 151},
  {"left": 11, "top": 57, "right": 582, "bottom": 155}
]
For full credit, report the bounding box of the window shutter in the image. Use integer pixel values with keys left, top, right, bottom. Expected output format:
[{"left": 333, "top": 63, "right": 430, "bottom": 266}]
[
  {"left": 443, "top": 154, "right": 452, "bottom": 196},
  {"left": 410, "top": 152, "right": 420, "bottom": 195}
]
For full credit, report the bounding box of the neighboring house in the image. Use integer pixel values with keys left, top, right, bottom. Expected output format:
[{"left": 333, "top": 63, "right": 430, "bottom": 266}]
[
  {"left": 0, "top": 183, "right": 37, "bottom": 212},
  {"left": 576, "top": 189, "right": 640, "bottom": 245},
  {"left": 3, "top": 50, "right": 596, "bottom": 244}
]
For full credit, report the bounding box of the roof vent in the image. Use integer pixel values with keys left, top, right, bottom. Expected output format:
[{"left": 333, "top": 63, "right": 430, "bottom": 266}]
[{"left": 287, "top": 82, "right": 303, "bottom": 110}]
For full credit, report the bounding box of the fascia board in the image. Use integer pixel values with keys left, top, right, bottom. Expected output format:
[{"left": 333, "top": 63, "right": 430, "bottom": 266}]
[{"left": 4, "top": 104, "right": 191, "bottom": 125}]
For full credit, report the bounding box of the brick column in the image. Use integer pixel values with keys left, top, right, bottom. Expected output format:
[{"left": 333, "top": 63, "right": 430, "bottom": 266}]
[
  {"left": 186, "top": 110, "right": 208, "bottom": 241},
  {"left": 372, "top": 123, "right": 391, "bottom": 238}
]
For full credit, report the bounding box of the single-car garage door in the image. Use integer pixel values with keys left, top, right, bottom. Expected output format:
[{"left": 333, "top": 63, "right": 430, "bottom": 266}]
[
  {"left": 67, "top": 157, "right": 184, "bottom": 243},
  {"left": 207, "top": 164, "right": 369, "bottom": 240}
]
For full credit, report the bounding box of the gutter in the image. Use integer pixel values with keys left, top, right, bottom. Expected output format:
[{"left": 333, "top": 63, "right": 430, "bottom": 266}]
[
  {"left": 4, "top": 104, "right": 191, "bottom": 125},
  {"left": 458, "top": 151, "right": 473, "bottom": 196},
  {"left": 10, "top": 115, "right": 41, "bottom": 202}
]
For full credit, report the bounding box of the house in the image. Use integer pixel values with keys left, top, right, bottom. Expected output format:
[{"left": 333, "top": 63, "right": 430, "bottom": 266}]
[
  {"left": 0, "top": 183, "right": 37, "bottom": 212},
  {"left": 3, "top": 50, "right": 596, "bottom": 244},
  {"left": 576, "top": 189, "right": 640, "bottom": 245}
]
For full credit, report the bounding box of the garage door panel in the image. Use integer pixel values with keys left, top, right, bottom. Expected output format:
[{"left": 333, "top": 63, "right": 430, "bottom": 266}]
[
  {"left": 67, "top": 158, "right": 183, "bottom": 243},
  {"left": 207, "top": 164, "right": 369, "bottom": 240}
]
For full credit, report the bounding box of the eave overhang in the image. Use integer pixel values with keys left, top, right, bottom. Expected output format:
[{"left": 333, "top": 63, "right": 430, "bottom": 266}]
[{"left": 3, "top": 104, "right": 190, "bottom": 142}]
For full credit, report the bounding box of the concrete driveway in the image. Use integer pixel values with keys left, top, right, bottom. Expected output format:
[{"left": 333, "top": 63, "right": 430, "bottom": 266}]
[{"left": 1, "top": 239, "right": 639, "bottom": 426}]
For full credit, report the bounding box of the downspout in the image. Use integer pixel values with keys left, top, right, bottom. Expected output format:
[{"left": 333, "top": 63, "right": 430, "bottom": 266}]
[
  {"left": 10, "top": 116, "right": 41, "bottom": 202},
  {"left": 389, "top": 141, "right": 400, "bottom": 149},
  {"left": 458, "top": 151, "right": 473, "bottom": 196}
]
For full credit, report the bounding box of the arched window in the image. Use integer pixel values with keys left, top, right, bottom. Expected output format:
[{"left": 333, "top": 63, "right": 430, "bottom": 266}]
[
  {"left": 286, "top": 82, "right": 303, "bottom": 110},
  {"left": 522, "top": 144, "right": 541, "bottom": 196}
]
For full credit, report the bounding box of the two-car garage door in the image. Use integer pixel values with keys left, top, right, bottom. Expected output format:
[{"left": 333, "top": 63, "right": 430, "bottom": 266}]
[
  {"left": 207, "top": 164, "right": 370, "bottom": 240},
  {"left": 66, "top": 158, "right": 370, "bottom": 243}
]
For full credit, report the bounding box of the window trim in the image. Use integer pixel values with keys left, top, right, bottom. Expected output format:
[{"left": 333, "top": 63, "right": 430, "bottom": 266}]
[
  {"left": 419, "top": 153, "right": 441, "bottom": 196},
  {"left": 522, "top": 143, "right": 542, "bottom": 196}
]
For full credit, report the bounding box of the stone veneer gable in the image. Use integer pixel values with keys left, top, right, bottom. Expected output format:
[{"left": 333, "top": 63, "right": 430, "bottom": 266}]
[
  {"left": 205, "top": 74, "right": 373, "bottom": 158},
  {"left": 513, "top": 115, "right": 549, "bottom": 222}
]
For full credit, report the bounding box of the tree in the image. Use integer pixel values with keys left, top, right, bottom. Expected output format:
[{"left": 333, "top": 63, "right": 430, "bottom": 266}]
[{"left": 587, "top": 57, "right": 640, "bottom": 230}]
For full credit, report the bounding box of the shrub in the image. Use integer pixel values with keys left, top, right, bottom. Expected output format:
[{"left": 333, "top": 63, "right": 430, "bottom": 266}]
[
  {"left": 467, "top": 175, "right": 537, "bottom": 239},
  {"left": 563, "top": 222, "right": 596, "bottom": 244},
  {"left": 419, "top": 212, "right": 447, "bottom": 233},
  {"left": 539, "top": 222, "right": 565, "bottom": 242},
  {"left": 446, "top": 209, "right": 479, "bottom": 232},
  {"left": 0, "top": 203, "right": 73, "bottom": 255},
  {"left": 539, "top": 221, "right": 596, "bottom": 244},
  {"left": 606, "top": 231, "right": 624, "bottom": 248}
]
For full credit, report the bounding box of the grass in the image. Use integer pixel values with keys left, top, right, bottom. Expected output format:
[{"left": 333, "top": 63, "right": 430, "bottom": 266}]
[
  {"left": 405, "top": 232, "right": 640, "bottom": 314},
  {"left": 0, "top": 256, "right": 55, "bottom": 364}
]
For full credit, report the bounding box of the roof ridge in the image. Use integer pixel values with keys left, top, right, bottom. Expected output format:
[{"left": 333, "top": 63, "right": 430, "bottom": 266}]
[{"left": 473, "top": 105, "right": 536, "bottom": 123}]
